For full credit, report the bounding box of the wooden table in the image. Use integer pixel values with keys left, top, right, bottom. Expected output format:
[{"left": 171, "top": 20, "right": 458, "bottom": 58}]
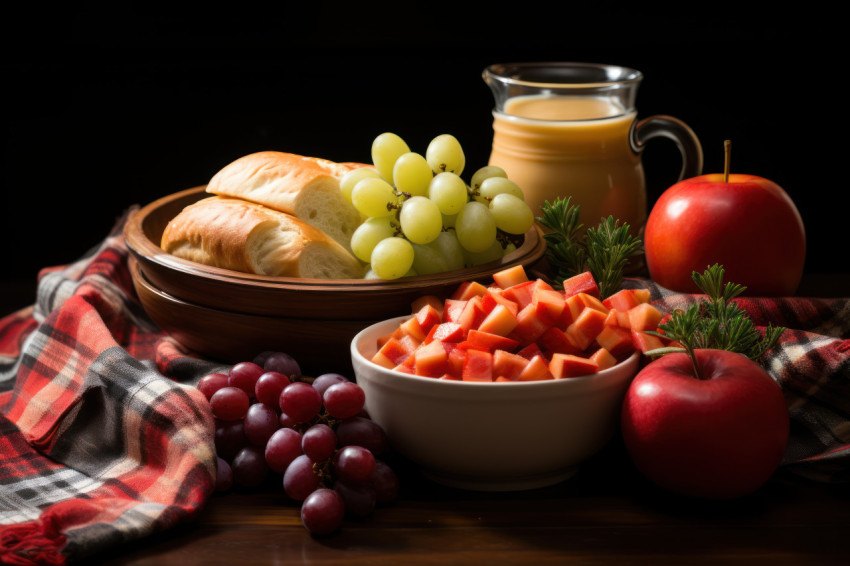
[{"left": 94, "top": 437, "right": 850, "bottom": 565}]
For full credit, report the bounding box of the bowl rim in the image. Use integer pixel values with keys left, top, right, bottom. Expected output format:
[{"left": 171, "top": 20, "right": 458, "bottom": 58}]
[
  {"left": 351, "top": 314, "right": 641, "bottom": 390},
  {"left": 124, "top": 186, "right": 547, "bottom": 292}
]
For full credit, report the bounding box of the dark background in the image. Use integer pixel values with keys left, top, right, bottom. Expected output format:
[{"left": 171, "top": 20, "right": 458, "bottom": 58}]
[{"left": 1, "top": 4, "right": 845, "bottom": 314}]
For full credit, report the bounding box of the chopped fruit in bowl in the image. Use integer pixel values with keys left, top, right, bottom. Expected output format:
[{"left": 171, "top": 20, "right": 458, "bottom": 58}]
[{"left": 349, "top": 266, "right": 672, "bottom": 491}]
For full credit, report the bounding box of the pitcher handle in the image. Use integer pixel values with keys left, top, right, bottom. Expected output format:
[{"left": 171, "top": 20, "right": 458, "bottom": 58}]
[{"left": 630, "top": 115, "right": 704, "bottom": 180}]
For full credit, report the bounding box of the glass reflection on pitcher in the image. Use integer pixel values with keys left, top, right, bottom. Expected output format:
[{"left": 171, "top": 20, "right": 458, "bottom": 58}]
[{"left": 483, "top": 62, "right": 703, "bottom": 234}]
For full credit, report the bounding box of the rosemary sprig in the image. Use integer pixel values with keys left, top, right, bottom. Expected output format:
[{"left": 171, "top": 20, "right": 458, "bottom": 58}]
[
  {"left": 647, "top": 264, "right": 786, "bottom": 378},
  {"left": 536, "top": 197, "right": 641, "bottom": 298}
]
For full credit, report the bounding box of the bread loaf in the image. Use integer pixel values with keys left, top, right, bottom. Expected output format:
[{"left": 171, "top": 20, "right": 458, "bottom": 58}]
[
  {"left": 205, "top": 151, "right": 366, "bottom": 252},
  {"left": 161, "top": 196, "right": 364, "bottom": 279}
]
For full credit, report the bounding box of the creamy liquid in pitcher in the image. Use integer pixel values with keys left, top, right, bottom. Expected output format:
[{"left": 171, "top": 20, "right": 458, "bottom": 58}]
[{"left": 489, "top": 94, "right": 646, "bottom": 232}]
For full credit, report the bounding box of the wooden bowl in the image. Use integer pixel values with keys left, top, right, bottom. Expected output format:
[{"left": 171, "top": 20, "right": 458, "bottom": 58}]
[
  {"left": 129, "top": 256, "right": 371, "bottom": 375},
  {"left": 124, "top": 186, "right": 547, "bottom": 321}
]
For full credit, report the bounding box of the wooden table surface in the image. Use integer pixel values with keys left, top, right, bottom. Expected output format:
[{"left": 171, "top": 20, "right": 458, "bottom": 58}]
[{"left": 88, "top": 273, "right": 850, "bottom": 566}]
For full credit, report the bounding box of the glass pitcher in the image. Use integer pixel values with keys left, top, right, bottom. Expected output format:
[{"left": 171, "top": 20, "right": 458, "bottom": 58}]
[{"left": 483, "top": 62, "right": 703, "bottom": 233}]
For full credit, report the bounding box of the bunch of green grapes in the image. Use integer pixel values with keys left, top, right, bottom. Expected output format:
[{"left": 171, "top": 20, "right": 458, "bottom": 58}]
[{"left": 340, "top": 132, "right": 535, "bottom": 280}]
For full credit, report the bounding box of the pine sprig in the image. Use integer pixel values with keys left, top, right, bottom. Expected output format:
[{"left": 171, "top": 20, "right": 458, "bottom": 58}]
[
  {"left": 536, "top": 197, "right": 641, "bottom": 298},
  {"left": 647, "top": 264, "right": 786, "bottom": 377}
]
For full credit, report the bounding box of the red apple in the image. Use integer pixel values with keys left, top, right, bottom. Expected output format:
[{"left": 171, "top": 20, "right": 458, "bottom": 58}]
[
  {"left": 621, "top": 349, "right": 789, "bottom": 499},
  {"left": 644, "top": 173, "right": 805, "bottom": 296}
]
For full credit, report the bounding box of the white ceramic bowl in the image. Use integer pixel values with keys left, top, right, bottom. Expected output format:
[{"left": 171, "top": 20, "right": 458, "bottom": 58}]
[{"left": 350, "top": 315, "right": 641, "bottom": 492}]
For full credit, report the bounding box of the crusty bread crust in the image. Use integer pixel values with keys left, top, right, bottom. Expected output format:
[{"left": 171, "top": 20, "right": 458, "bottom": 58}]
[
  {"left": 205, "top": 151, "right": 364, "bottom": 252},
  {"left": 161, "top": 196, "right": 364, "bottom": 279}
]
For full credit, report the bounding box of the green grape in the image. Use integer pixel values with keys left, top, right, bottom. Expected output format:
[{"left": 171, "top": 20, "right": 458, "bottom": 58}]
[
  {"left": 470, "top": 165, "right": 507, "bottom": 190},
  {"left": 478, "top": 177, "right": 525, "bottom": 202},
  {"left": 503, "top": 242, "right": 518, "bottom": 256},
  {"left": 489, "top": 193, "right": 534, "bottom": 234},
  {"left": 350, "top": 216, "right": 397, "bottom": 263},
  {"left": 442, "top": 213, "right": 458, "bottom": 229},
  {"left": 399, "top": 196, "right": 442, "bottom": 245},
  {"left": 428, "top": 172, "right": 468, "bottom": 215},
  {"left": 429, "top": 230, "right": 465, "bottom": 271},
  {"left": 339, "top": 167, "right": 381, "bottom": 204},
  {"left": 371, "top": 132, "right": 410, "bottom": 182},
  {"left": 393, "top": 152, "right": 432, "bottom": 196},
  {"left": 365, "top": 266, "right": 417, "bottom": 279},
  {"left": 455, "top": 201, "right": 497, "bottom": 253},
  {"left": 411, "top": 243, "right": 449, "bottom": 275},
  {"left": 370, "top": 237, "right": 415, "bottom": 280},
  {"left": 463, "top": 238, "right": 504, "bottom": 266},
  {"left": 425, "top": 134, "right": 465, "bottom": 175},
  {"left": 351, "top": 177, "right": 397, "bottom": 218}
]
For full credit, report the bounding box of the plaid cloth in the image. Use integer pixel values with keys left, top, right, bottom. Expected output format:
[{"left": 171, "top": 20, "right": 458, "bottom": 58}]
[
  {"left": 1, "top": 212, "right": 849, "bottom": 564},
  {"left": 1, "top": 211, "right": 223, "bottom": 565}
]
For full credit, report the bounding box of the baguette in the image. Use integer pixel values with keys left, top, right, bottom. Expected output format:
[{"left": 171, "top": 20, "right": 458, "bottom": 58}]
[
  {"left": 161, "top": 196, "right": 364, "bottom": 279},
  {"left": 205, "top": 151, "right": 366, "bottom": 252}
]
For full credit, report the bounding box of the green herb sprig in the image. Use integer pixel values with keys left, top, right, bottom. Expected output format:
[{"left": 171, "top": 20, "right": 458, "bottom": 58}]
[
  {"left": 536, "top": 197, "right": 642, "bottom": 299},
  {"left": 646, "top": 264, "right": 786, "bottom": 379}
]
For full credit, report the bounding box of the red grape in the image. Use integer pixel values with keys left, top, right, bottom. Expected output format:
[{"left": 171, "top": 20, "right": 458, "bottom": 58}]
[
  {"left": 334, "top": 480, "right": 376, "bottom": 517},
  {"left": 263, "top": 352, "right": 301, "bottom": 381},
  {"left": 198, "top": 373, "right": 230, "bottom": 400},
  {"left": 301, "top": 488, "right": 345, "bottom": 536},
  {"left": 255, "top": 371, "right": 290, "bottom": 407},
  {"left": 302, "top": 424, "right": 337, "bottom": 463},
  {"left": 334, "top": 446, "right": 376, "bottom": 485},
  {"left": 283, "top": 454, "right": 320, "bottom": 501},
  {"left": 312, "top": 373, "right": 349, "bottom": 398},
  {"left": 371, "top": 460, "right": 399, "bottom": 504},
  {"left": 215, "top": 457, "right": 233, "bottom": 492},
  {"left": 231, "top": 445, "right": 269, "bottom": 488},
  {"left": 265, "top": 428, "right": 303, "bottom": 474},
  {"left": 323, "top": 382, "right": 365, "bottom": 420},
  {"left": 210, "top": 386, "right": 250, "bottom": 421},
  {"left": 228, "top": 362, "right": 265, "bottom": 398},
  {"left": 214, "top": 419, "right": 248, "bottom": 461},
  {"left": 336, "top": 416, "right": 389, "bottom": 457},
  {"left": 244, "top": 403, "right": 280, "bottom": 446},
  {"left": 280, "top": 382, "right": 322, "bottom": 424}
]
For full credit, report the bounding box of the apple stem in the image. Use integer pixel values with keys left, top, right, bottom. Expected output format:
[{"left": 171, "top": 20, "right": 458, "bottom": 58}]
[
  {"left": 724, "top": 140, "right": 732, "bottom": 183},
  {"left": 686, "top": 348, "right": 705, "bottom": 380}
]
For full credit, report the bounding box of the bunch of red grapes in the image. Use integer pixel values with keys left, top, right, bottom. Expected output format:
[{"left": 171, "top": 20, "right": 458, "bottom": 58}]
[{"left": 197, "top": 351, "right": 399, "bottom": 535}]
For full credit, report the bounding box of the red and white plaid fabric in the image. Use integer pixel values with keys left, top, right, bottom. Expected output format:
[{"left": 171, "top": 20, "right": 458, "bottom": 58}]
[{"left": 1, "top": 211, "right": 848, "bottom": 564}]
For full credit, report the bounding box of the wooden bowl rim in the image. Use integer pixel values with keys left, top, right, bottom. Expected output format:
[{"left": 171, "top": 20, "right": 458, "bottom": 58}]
[{"left": 124, "top": 186, "right": 547, "bottom": 292}]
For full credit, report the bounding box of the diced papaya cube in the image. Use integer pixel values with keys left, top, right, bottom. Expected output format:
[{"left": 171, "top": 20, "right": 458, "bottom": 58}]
[
  {"left": 516, "top": 342, "right": 544, "bottom": 360},
  {"left": 513, "top": 303, "right": 552, "bottom": 345},
  {"left": 539, "top": 327, "right": 581, "bottom": 355},
  {"left": 377, "top": 326, "right": 404, "bottom": 349},
  {"left": 628, "top": 303, "right": 664, "bottom": 332},
  {"left": 457, "top": 295, "right": 487, "bottom": 332},
  {"left": 493, "top": 349, "right": 529, "bottom": 381},
  {"left": 486, "top": 288, "right": 519, "bottom": 316},
  {"left": 412, "top": 295, "right": 444, "bottom": 317},
  {"left": 460, "top": 329, "right": 520, "bottom": 353},
  {"left": 479, "top": 291, "right": 498, "bottom": 315},
  {"left": 602, "top": 289, "right": 641, "bottom": 312},
  {"left": 588, "top": 347, "right": 618, "bottom": 371},
  {"left": 428, "top": 322, "right": 465, "bottom": 344},
  {"left": 400, "top": 316, "right": 427, "bottom": 342},
  {"left": 532, "top": 287, "right": 566, "bottom": 324},
  {"left": 502, "top": 280, "right": 535, "bottom": 310},
  {"left": 566, "top": 307, "right": 608, "bottom": 351},
  {"left": 562, "top": 271, "right": 599, "bottom": 298},
  {"left": 595, "top": 325, "right": 635, "bottom": 358},
  {"left": 577, "top": 292, "right": 609, "bottom": 314},
  {"left": 633, "top": 288, "right": 651, "bottom": 304},
  {"left": 392, "top": 363, "right": 415, "bottom": 375},
  {"left": 495, "top": 376, "right": 514, "bottom": 382},
  {"left": 372, "top": 337, "right": 414, "bottom": 369},
  {"left": 447, "top": 345, "right": 466, "bottom": 378},
  {"left": 492, "top": 265, "right": 528, "bottom": 289},
  {"left": 414, "top": 339, "right": 449, "bottom": 377},
  {"left": 451, "top": 280, "right": 488, "bottom": 301},
  {"left": 439, "top": 373, "right": 462, "bottom": 381},
  {"left": 478, "top": 303, "right": 519, "bottom": 337},
  {"left": 549, "top": 353, "right": 599, "bottom": 379},
  {"left": 462, "top": 349, "right": 493, "bottom": 381},
  {"left": 415, "top": 303, "right": 442, "bottom": 336},
  {"left": 443, "top": 299, "right": 467, "bottom": 323},
  {"left": 557, "top": 294, "right": 585, "bottom": 330},
  {"left": 632, "top": 330, "right": 666, "bottom": 354},
  {"left": 518, "top": 354, "right": 555, "bottom": 381}
]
